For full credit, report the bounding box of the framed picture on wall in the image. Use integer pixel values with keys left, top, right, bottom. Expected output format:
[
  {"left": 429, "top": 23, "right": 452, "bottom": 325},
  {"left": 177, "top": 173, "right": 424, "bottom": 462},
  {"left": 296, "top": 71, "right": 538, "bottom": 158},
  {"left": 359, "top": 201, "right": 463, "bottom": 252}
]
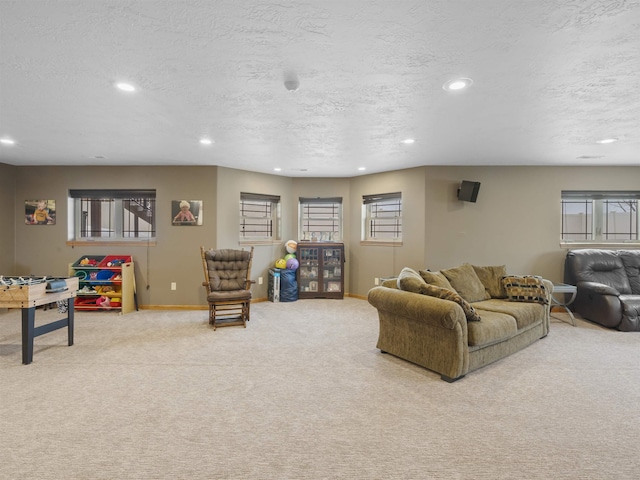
[
  {"left": 172, "top": 200, "right": 203, "bottom": 226},
  {"left": 25, "top": 199, "right": 56, "bottom": 225}
]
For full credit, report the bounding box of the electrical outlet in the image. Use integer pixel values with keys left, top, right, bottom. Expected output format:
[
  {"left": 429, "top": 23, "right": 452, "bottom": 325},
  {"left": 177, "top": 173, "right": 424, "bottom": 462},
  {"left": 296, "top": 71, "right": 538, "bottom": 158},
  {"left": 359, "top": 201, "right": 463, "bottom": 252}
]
[
  {"left": 258, "top": 277, "right": 263, "bottom": 285},
  {"left": 171, "top": 282, "right": 177, "bottom": 291},
  {"left": 374, "top": 277, "right": 380, "bottom": 285}
]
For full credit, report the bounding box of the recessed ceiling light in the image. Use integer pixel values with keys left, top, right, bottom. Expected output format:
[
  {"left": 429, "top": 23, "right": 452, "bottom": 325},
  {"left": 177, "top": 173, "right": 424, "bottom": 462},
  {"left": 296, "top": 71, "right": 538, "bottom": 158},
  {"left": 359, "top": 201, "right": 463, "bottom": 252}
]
[
  {"left": 0, "top": 138, "right": 15, "bottom": 145},
  {"left": 596, "top": 138, "right": 618, "bottom": 144},
  {"left": 401, "top": 138, "right": 415, "bottom": 144},
  {"left": 358, "top": 167, "right": 366, "bottom": 171},
  {"left": 199, "top": 138, "right": 213, "bottom": 145},
  {"left": 443, "top": 78, "right": 473, "bottom": 92},
  {"left": 274, "top": 167, "right": 282, "bottom": 172},
  {"left": 115, "top": 82, "right": 136, "bottom": 92}
]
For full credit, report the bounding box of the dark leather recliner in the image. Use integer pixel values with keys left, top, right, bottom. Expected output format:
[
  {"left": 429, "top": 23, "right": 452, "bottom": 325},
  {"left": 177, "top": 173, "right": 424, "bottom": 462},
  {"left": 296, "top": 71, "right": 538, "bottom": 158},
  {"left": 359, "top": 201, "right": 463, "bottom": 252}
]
[{"left": 564, "top": 249, "right": 640, "bottom": 331}]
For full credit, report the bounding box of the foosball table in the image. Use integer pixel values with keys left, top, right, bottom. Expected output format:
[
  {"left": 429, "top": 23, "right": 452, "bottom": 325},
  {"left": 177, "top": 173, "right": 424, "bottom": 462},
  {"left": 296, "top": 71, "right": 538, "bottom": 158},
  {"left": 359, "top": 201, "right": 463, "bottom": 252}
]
[{"left": 0, "top": 276, "right": 79, "bottom": 364}]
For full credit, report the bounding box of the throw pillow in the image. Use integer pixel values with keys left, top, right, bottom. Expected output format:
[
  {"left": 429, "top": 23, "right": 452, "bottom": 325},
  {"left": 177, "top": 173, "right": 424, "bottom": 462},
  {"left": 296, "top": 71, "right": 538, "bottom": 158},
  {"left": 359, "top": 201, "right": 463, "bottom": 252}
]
[
  {"left": 441, "top": 263, "right": 491, "bottom": 303},
  {"left": 502, "top": 275, "right": 549, "bottom": 304},
  {"left": 396, "top": 267, "right": 427, "bottom": 293},
  {"left": 419, "top": 270, "right": 455, "bottom": 290},
  {"left": 472, "top": 265, "right": 507, "bottom": 298},
  {"left": 419, "top": 283, "right": 482, "bottom": 322}
]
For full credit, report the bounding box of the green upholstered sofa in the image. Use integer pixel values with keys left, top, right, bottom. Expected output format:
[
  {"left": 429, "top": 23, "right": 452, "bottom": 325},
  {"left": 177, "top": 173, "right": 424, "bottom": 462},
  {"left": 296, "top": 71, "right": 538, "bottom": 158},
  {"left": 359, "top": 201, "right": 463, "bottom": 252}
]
[{"left": 367, "top": 264, "right": 552, "bottom": 382}]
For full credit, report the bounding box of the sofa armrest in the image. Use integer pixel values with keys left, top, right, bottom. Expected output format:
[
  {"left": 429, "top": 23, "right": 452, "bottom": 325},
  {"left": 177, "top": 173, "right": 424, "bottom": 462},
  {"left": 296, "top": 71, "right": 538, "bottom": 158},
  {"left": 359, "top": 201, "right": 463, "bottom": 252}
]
[
  {"left": 367, "top": 286, "right": 466, "bottom": 331},
  {"left": 578, "top": 281, "right": 620, "bottom": 297},
  {"left": 368, "top": 286, "right": 470, "bottom": 380}
]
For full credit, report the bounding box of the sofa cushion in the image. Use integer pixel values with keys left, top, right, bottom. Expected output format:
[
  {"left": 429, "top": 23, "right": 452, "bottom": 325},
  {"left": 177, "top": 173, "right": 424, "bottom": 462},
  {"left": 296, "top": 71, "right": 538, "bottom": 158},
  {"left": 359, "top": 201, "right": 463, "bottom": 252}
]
[
  {"left": 418, "top": 283, "right": 482, "bottom": 322},
  {"left": 472, "top": 265, "right": 507, "bottom": 298},
  {"left": 441, "top": 263, "right": 490, "bottom": 303},
  {"left": 618, "top": 250, "right": 640, "bottom": 295},
  {"left": 397, "top": 267, "right": 426, "bottom": 293},
  {"left": 467, "top": 310, "right": 517, "bottom": 346},
  {"left": 474, "top": 299, "right": 545, "bottom": 330},
  {"left": 502, "top": 275, "right": 549, "bottom": 305},
  {"left": 419, "top": 270, "right": 455, "bottom": 290}
]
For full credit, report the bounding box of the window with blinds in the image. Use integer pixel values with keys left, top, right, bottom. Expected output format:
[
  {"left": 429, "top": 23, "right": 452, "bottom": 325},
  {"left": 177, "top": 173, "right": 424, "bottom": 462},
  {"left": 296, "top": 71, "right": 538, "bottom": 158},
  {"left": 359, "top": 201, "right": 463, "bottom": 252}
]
[
  {"left": 68, "top": 189, "right": 156, "bottom": 241},
  {"left": 240, "top": 192, "right": 281, "bottom": 241},
  {"left": 299, "top": 197, "right": 342, "bottom": 241},
  {"left": 362, "top": 192, "right": 402, "bottom": 242},
  {"left": 561, "top": 191, "right": 639, "bottom": 243}
]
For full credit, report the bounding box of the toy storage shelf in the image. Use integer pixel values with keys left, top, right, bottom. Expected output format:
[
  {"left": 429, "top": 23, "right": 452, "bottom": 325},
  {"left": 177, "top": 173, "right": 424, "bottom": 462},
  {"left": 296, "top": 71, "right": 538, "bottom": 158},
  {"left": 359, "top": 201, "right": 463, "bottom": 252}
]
[
  {"left": 297, "top": 242, "right": 344, "bottom": 299},
  {"left": 69, "top": 255, "right": 135, "bottom": 314}
]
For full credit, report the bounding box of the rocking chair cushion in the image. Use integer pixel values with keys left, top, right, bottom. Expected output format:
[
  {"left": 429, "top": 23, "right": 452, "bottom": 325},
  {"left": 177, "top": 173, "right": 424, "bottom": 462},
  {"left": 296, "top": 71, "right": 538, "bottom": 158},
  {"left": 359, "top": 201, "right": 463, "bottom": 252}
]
[
  {"left": 207, "top": 290, "right": 252, "bottom": 302},
  {"left": 204, "top": 249, "right": 251, "bottom": 291}
]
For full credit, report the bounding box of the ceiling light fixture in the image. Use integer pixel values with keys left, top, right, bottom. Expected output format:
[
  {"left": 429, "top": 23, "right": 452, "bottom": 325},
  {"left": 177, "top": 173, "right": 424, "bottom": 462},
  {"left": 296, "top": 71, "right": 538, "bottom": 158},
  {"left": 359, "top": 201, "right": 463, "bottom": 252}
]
[
  {"left": 283, "top": 70, "right": 299, "bottom": 92},
  {"left": 0, "top": 138, "right": 16, "bottom": 145},
  {"left": 402, "top": 138, "right": 415, "bottom": 144},
  {"left": 443, "top": 78, "right": 473, "bottom": 92},
  {"left": 199, "top": 138, "right": 213, "bottom": 145},
  {"left": 284, "top": 79, "right": 299, "bottom": 91},
  {"left": 274, "top": 167, "right": 282, "bottom": 172},
  {"left": 358, "top": 167, "right": 366, "bottom": 171},
  {"left": 596, "top": 138, "right": 618, "bottom": 144},
  {"left": 115, "top": 82, "right": 136, "bottom": 92}
]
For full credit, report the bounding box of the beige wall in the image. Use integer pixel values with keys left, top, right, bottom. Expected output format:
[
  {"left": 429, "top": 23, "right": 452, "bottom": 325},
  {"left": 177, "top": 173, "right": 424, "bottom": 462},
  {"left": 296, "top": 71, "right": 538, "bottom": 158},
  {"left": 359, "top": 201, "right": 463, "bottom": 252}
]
[
  {"left": 348, "top": 167, "right": 427, "bottom": 295},
  {"left": 290, "top": 177, "right": 352, "bottom": 292},
  {"left": 0, "top": 163, "right": 15, "bottom": 274},
  {"left": 215, "top": 167, "right": 294, "bottom": 300},
  {"left": 13, "top": 166, "right": 219, "bottom": 307},
  {"left": 424, "top": 166, "right": 640, "bottom": 283},
  {"left": 5, "top": 163, "right": 640, "bottom": 305}
]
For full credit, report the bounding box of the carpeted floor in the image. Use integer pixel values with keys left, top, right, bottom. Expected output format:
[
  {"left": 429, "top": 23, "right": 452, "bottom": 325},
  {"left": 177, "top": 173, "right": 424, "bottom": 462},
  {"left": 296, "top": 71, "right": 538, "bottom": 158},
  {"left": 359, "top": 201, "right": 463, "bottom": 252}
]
[{"left": 1, "top": 299, "right": 639, "bottom": 479}]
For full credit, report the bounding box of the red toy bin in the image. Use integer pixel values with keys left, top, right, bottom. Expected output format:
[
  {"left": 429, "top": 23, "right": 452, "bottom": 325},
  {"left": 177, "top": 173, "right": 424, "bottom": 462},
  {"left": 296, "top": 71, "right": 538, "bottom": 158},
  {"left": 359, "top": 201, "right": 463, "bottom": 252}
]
[
  {"left": 98, "top": 255, "right": 132, "bottom": 269},
  {"left": 72, "top": 255, "right": 106, "bottom": 268},
  {"left": 75, "top": 297, "right": 98, "bottom": 307}
]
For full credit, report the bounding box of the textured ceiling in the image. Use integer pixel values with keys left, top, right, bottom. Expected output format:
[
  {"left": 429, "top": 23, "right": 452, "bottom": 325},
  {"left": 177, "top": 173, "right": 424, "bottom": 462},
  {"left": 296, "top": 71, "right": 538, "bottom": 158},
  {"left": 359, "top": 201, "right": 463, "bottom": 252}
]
[{"left": 1, "top": 0, "right": 638, "bottom": 177}]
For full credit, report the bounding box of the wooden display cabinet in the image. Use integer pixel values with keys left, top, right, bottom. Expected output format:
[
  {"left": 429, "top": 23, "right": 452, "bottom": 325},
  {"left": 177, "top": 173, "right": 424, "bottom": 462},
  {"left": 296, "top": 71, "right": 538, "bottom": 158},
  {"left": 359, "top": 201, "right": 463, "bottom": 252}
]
[
  {"left": 297, "top": 242, "right": 344, "bottom": 299},
  {"left": 69, "top": 255, "right": 136, "bottom": 314}
]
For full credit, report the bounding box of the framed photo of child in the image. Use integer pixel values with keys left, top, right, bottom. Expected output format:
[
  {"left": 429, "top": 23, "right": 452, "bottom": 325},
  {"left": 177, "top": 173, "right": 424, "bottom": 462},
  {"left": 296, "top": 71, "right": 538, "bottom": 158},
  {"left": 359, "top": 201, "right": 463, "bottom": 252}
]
[
  {"left": 172, "top": 200, "right": 203, "bottom": 226},
  {"left": 25, "top": 199, "right": 56, "bottom": 225}
]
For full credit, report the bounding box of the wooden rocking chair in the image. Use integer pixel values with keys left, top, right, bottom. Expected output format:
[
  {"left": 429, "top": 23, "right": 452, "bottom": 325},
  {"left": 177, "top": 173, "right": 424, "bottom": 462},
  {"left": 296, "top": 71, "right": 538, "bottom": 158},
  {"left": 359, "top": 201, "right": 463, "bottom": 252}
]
[{"left": 200, "top": 246, "right": 254, "bottom": 330}]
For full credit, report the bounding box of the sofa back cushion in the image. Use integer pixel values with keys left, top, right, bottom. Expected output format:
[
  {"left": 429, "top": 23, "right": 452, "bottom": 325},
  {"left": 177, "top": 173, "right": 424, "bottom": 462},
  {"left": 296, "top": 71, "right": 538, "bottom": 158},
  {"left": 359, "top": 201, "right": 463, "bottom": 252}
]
[
  {"left": 441, "top": 263, "right": 491, "bottom": 303},
  {"left": 565, "top": 249, "right": 632, "bottom": 294},
  {"left": 419, "top": 270, "right": 454, "bottom": 290},
  {"left": 619, "top": 250, "right": 640, "bottom": 294},
  {"left": 472, "top": 265, "right": 507, "bottom": 298}
]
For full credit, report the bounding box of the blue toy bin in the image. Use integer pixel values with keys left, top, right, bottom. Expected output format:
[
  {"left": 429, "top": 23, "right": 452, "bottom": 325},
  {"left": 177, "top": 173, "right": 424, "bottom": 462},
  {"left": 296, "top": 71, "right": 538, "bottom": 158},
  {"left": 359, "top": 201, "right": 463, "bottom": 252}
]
[{"left": 91, "top": 270, "right": 114, "bottom": 284}]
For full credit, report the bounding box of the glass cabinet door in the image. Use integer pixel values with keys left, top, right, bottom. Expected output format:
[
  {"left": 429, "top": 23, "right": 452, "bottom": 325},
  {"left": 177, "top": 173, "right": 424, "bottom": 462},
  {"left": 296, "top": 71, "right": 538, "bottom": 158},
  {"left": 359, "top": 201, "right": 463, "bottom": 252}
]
[
  {"left": 299, "top": 247, "right": 319, "bottom": 292},
  {"left": 323, "top": 248, "right": 342, "bottom": 293}
]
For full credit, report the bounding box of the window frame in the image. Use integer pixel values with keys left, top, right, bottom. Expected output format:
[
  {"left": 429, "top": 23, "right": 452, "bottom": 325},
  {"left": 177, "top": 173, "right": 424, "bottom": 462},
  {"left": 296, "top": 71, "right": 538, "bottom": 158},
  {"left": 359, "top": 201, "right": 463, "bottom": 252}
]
[
  {"left": 67, "top": 189, "right": 157, "bottom": 245},
  {"left": 298, "top": 197, "right": 343, "bottom": 242},
  {"left": 561, "top": 190, "right": 640, "bottom": 247},
  {"left": 239, "top": 192, "right": 281, "bottom": 244},
  {"left": 361, "top": 192, "right": 402, "bottom": 245}
]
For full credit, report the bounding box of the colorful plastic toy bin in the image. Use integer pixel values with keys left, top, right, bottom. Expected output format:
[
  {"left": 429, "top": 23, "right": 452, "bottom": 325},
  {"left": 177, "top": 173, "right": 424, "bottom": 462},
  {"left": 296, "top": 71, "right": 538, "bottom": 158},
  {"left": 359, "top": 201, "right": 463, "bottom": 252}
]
[
  {"left": 98, "top": 255, "right": 132, "bottom": 269},
  {"left": 72, "top": 255, "right": 105, "bottom": 268}
]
